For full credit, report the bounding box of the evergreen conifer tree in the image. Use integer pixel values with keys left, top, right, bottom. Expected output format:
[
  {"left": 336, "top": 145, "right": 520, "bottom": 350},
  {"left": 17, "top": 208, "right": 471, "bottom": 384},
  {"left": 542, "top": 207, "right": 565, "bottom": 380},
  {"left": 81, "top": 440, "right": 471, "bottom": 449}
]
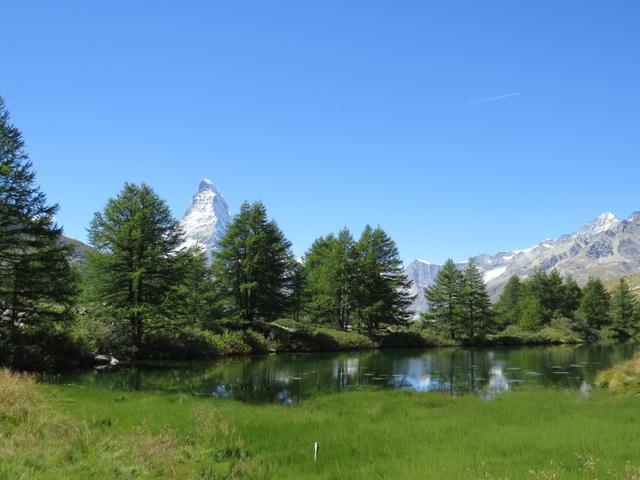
[
  {"left": 576, "top": 278, "right": 610, "bottom": 338},
  {"left": 493, "top": 275, "right": 522, "bottom": 329},
  {"left": 304, "top": 229, "right": 357, "bottom": 329},
  {"left": 212, "top": 201, "right": 296, "bottom": 324},
  {"left": 459, "top": 262, "right": 493, "bottom": 340},
  {"left": 353, "top": 225, "right": 414, "bottom": 333},
  {"left": 610, "top": 278, "right": 637, "bottom": 338},
  {"left": 85, "top": 183, "right": 186, "bottom": 355},
  {"left": 425, "top": 259, "right": 463, "bottom": 339},
  {"left": 0, "top": 98, "right": 76, "bottom": 349}
]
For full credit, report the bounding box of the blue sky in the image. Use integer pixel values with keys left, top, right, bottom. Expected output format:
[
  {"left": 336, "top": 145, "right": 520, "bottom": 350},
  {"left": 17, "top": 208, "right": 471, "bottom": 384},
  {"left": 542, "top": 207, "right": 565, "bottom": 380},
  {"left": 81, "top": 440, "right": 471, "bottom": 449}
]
[{"left": 3, "top": 1, "right": 640, "bottom": 263}]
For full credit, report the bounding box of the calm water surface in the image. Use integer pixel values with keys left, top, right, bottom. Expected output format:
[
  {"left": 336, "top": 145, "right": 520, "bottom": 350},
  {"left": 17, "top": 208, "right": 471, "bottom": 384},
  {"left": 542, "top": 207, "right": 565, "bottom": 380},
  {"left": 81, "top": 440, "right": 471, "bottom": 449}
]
[{"left": 49, "top": 343, "right": 638, "bottom": 404}]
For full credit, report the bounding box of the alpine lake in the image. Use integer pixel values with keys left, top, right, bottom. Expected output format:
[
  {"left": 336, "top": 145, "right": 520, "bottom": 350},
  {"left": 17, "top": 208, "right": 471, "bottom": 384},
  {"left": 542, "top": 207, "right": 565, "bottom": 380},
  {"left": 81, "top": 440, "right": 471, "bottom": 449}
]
[{"left": 47, "top": 342, "right": 638, "bottom": 405}]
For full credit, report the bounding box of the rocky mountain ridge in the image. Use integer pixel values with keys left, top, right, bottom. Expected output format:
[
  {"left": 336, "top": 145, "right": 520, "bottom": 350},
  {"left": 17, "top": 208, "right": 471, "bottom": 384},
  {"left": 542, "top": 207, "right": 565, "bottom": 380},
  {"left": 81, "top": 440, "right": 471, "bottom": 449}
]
[{"left": 405, "top": 211, "right": 640, "bottom": 314}]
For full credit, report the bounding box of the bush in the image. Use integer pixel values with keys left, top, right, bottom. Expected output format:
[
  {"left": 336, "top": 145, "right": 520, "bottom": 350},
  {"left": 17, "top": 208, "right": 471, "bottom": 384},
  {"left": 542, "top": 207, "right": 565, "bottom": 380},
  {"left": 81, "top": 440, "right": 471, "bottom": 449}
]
[
  {"left": 216, "top": 331, "right": 252, "bottom": 355},
  {"left": 0, "top": 322, "right": 93, "bottom": 371},
  {"left": 270, "top": 319, "right": 375, "bottom": 351},
  {"left": 143, "top": 327, "right": 223, "bottom": 359},
  {"left": 489, "top": 319, "right": 582, "bottom": 346}
]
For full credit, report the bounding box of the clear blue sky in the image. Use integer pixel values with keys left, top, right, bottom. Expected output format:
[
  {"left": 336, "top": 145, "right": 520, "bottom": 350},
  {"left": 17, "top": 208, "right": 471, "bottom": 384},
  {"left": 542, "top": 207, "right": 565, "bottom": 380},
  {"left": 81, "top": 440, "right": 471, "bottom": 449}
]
[{"left": 3, "top": 1, "right": 639, "bottom": 263}]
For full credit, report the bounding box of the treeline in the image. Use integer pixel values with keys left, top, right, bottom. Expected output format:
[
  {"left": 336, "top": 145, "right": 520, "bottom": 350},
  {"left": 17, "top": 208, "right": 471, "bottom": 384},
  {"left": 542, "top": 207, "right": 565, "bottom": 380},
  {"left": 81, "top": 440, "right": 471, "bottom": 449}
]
[
  {"left": 0, "top": 98, "right": 413, "bottom": 369},
  {"left": 2, "top": 97, "right": 639, "bottom": 370},
  {"left": 424, "top": 260, "right": 640, "bottom": 342}
]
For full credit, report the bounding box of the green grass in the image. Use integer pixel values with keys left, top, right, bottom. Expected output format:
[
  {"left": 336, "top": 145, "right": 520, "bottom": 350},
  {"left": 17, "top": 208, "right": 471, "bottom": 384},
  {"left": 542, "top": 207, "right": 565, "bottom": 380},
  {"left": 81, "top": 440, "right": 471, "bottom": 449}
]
[
  {"left": 596, "top": 352, "right": 640, "bottom": 395},
  {"left": 3, "top": 369, "right": 640, "bottom": 479}
]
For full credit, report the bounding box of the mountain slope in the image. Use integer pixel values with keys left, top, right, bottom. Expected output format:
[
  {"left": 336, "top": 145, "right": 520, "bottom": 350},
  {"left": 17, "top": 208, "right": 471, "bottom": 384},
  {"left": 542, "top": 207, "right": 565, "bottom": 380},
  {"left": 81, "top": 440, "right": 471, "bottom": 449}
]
[
  {"left": 406, "top": 211, "right": 640, "bottom": 314},
  {"left": 60, "top": 235, "right": 91, "bottom": 265},
  {"left": 179, "top": 178, "right": 231, "bottom": 263}
]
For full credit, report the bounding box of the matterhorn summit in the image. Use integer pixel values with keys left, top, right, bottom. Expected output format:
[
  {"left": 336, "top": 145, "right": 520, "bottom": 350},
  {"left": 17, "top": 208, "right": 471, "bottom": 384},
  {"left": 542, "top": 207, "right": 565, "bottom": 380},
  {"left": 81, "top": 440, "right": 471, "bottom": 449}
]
[{"left": 179, "top": 178, "right": 231, "bottom": 264}]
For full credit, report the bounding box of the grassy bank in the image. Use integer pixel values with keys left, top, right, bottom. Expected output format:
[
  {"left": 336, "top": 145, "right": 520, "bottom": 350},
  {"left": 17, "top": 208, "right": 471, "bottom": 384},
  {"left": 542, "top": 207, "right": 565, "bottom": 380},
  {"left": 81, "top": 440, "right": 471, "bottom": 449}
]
[
  {"left": 3, "top": 369, "right": 640, "bottom": 479},
  {"left": 596, "top": 352, "right": 640, "bottom": 395}
]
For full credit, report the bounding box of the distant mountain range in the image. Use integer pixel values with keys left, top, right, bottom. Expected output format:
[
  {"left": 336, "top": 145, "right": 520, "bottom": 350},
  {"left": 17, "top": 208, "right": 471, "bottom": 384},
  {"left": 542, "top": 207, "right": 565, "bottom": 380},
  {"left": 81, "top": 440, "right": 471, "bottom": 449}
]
[
  {"left": 60, "top": 179, "right": 640, "bottom": 317},
  {"left": 405, "top": 211, "right": 640, "bottom": 314}
]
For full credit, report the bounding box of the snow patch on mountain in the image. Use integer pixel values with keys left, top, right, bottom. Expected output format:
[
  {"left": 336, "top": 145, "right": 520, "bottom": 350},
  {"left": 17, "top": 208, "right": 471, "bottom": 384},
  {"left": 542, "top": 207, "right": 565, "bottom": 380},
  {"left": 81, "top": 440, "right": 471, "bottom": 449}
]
[
  {"left": 483, "top": 266, "right": 507, "bottom": 283},
  {"left": 405, "top": 210, "right": 640, "bottom": 314}
]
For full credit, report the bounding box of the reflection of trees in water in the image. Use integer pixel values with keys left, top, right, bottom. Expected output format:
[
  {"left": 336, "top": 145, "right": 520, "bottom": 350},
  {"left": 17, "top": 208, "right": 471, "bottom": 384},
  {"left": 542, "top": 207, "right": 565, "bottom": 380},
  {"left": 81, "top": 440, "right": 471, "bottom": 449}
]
[{"left": 55, "top": 342, "right": 639, "bottom": 403}]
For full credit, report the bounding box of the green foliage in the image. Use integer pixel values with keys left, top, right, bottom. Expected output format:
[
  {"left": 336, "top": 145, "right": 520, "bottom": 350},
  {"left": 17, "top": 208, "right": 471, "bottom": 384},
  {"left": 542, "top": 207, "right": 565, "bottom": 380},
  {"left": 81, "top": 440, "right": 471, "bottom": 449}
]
[
  {"left": 424, "top": 259, "right": 464, "bottom": 339},
  {"left": 424, "top": 260, "right": 494, "bottom": 341},
  {"left": 517, "top": 295, "right": 544, "bottom": 331},
  {"left": 83, "top": 183, "right": 189, "bottom": 356},
  {"left": 494, "top": 270, "right": 586, "bottom": 335},
  {"left": 212, "top": 201, "right": 296, "bottom": 323},
  {"left": 493, "top": 275, "right": 522, "bottom": 329},
  {"left": 610, "top": 278, "right": 638, "bottom": 338},
  {"left": 304, "top": 225, "right": 412, "bottom": 333},
  {"left": 353, "top": 225, "right": 414, "bottom": 333},
  {"left": 0, "top": 97, "right": 78, "bottom": 368},
  {"left": 459, "top": 262, "right": 494, "bottom": 340},
  {"left": 575, "top": 278, "right": 611, "bottom": 338},
  {"left": 491, "top": 318, "right": 581, "bottom": 345},
  {"left": 270, "top": 319, "right": 375, "bottom": 351},
  {"left": 304, "top": 228, "right": 357, "bottom": 329}
]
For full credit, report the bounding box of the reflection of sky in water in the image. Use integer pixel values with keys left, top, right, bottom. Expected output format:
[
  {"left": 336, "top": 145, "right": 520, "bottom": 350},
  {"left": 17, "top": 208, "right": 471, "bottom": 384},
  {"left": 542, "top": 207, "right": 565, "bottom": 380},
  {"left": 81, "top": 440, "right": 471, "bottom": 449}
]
[
  {"left": 391, "top": 358, "right": 446, "bottom": 392},
  {"left": 50, "top": 343, "right": 639, "bottom": 404},
  {"left": 483, "top": 362, "right": 509, "bottom": 399}
]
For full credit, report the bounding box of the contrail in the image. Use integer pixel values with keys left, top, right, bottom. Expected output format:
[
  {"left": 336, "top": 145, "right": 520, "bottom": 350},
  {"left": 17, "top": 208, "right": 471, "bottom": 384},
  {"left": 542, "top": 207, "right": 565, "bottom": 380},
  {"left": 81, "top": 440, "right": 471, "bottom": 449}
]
[{"left": 468, "top": 91, "right": 520, "bottom": 105}]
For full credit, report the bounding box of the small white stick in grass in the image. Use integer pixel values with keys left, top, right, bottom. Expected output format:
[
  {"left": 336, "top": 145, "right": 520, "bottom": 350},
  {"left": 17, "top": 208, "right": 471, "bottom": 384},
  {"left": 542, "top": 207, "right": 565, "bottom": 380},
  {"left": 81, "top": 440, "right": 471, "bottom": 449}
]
[{"left": 314, "top": 442, "right": 320, "bottom": 463}]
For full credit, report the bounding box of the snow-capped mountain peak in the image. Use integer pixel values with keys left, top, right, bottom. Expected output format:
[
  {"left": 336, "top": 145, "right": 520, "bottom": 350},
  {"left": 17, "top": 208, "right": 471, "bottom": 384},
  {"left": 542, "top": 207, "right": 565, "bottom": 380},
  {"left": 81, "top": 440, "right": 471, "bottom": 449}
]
[
  {"left": 179, "top": 178, "right": 231, "bottom": 263},
  {"left": 405, "top": 209, "right": 640, "bottom": 315},
  {"left": 199, "top": 178, "right": 216, "bottom": 192},
  {"left": 575, "top": 212, "right": 621, "bottom": 238}
]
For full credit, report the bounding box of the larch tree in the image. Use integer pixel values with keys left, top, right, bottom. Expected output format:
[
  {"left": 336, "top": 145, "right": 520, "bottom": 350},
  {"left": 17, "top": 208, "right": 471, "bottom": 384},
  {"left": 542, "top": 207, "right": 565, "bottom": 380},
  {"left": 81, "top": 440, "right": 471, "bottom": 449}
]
[
  {"left": 610, "top": 278, "right": 637, "bottom": 338},
  {"left": 353, "top": 225, "right": 414, "bottom": 333},
  {"left": 459, "top": 262, "right": 493, "bottom": 340},
  {"left": 85, "top": 182, "right": 186, "bottom": 356},
  {"left": 211, "top": 201, "right": 296, "bottom": 324},
  {"left": 425, "top": 259, "right": 464, "bottom": 339},
  {"left": 0, "top": 97, "right": 76, "bottom": 345}
]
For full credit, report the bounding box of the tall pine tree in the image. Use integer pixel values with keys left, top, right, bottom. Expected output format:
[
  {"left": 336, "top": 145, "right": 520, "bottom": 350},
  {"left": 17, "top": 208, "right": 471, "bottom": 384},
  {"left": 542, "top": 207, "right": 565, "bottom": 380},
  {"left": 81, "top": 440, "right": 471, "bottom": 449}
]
[
  {"left": 85, "top": 183, "right": 186, "bottom": 355},
  {"left": 459, "top": 262, "right": 494, "bottom": 340},
  {"left": 493, "top": 275, "right": 522, "bottom": 329},
  {"left": 353, "top": 225, "right": 414, "bottom": 333},
  {"left": 0, "top": 98, "right": 76, "bottom": 346},
  {"left": 212, "top": 201, "right": 296, "bottom": 324},
  {"left": 425, "top": 259, "right": 464, "bottom": 339},
  {"left": 610, "top": 278, "right": 637, "bottom": 338},
  {"left": 575, "top": 278, "right": 610, "bottom": 338},
  {"left": 304, "top": 229, "right": 357, "bottom": 329}
]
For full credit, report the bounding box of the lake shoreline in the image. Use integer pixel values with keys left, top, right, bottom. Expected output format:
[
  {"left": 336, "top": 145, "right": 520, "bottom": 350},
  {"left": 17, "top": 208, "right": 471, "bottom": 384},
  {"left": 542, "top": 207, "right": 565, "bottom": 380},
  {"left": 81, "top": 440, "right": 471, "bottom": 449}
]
[{"left": 4, "top": 367, "right": 640, "bottom": 479}]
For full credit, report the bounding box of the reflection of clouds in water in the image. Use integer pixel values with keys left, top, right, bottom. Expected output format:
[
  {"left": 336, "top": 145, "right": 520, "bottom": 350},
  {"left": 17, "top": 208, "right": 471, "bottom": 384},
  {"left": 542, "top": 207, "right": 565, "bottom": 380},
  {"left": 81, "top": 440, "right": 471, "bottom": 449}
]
[
  {"left": 346, "top": 358, "right": 359, "bottom": 376},
  {"left": 483, "top": 362, "right": 509, "bottom": 399},
  {"left": 277, "top": 388, "right": 293, "bottom": 406},
  {"left": 275, "top": 369, "right": 293, "bottom": 384},
  {"left": 392, "top": 358, "right": 444, "bottom": 392},
  {"left": 213, "top": 384, "right": 230, "bottom": 398},
  {"left": 579, "top": 381, "right": 592, "bottom": 399},
  {"left": 332, "top": 358, "right": 360, "bottom": 383}
]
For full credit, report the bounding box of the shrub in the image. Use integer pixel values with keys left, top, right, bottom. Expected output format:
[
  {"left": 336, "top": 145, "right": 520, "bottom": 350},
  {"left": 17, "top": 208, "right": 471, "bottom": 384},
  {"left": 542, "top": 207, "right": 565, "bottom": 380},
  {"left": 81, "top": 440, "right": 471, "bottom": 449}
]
[
  {"left": 1, "top": 324, "right": 93, "bottom": 371},
  {"left": 142, "top": 327, "right": 223, "bottom": 359},
  {"left": 270, "top": 319, "right": 375, "bottom": 351}
]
